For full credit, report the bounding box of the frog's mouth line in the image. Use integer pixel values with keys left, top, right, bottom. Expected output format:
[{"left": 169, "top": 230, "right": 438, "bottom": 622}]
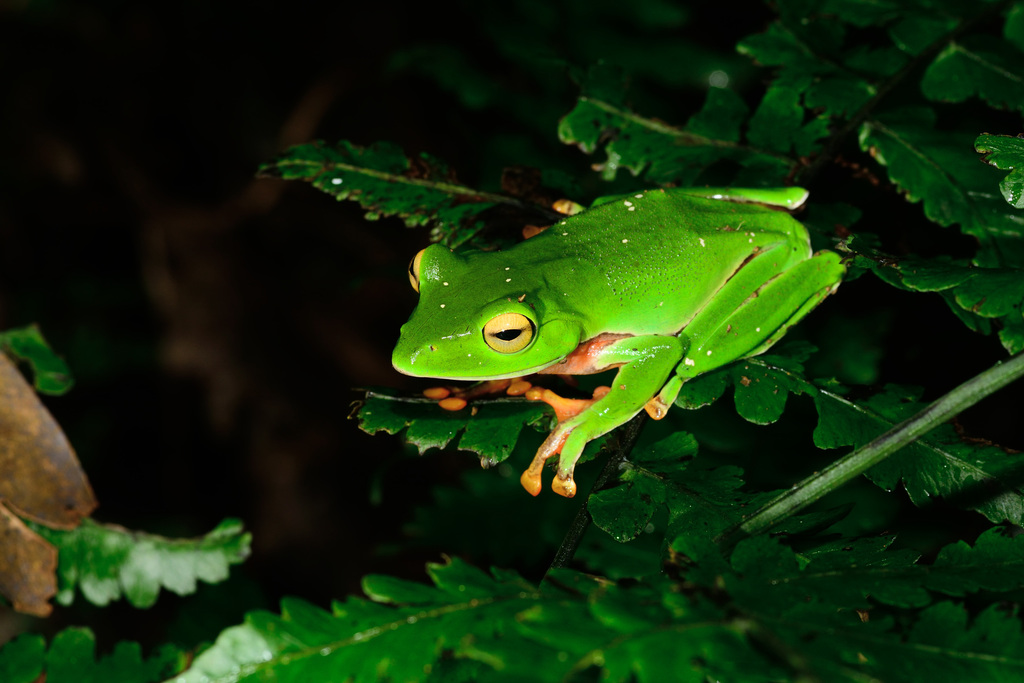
[{"left": 392, "top": 351, "right": 563, "bottom": 382}]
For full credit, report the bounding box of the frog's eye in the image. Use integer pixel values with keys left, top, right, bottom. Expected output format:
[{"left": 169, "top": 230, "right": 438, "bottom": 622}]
[
  {"left": 408, "top": 249, "right": 425, "bottom": 292},
  {"left": 483, "top": 313, "right": 535, "bottom": 353}
]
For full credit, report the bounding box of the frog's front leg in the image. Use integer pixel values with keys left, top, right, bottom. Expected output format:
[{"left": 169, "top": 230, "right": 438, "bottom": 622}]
[{"left": 519, "top": 335, "right": 684, "bottom": 497}]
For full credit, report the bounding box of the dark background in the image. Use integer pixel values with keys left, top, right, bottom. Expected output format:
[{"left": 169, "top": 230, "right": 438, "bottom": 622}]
[
  {"left": 0, "top": 0, "right": 754, "bottom": 646},
  {"left": 2, "top": 0, "right": 1020, "bottom": 651}
]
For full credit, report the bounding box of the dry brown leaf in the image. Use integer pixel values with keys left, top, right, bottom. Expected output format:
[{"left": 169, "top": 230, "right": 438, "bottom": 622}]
[
  {"left": 0, "top": 352, "right": 96, "bottom": 615},
  {"left": 0, "top": 502, "right": 57, "bottom": 617},
  {"left": 0, "top": 352, "right": 96, "bottom": 527}
]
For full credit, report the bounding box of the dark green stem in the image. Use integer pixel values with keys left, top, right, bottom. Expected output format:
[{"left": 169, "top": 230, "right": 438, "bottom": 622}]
[
  {"left": 718, "top": 351, "right": 1024, "bottom": 547},
  {"left": 545, "top": 413, "right": 649, "bottom": 575}
]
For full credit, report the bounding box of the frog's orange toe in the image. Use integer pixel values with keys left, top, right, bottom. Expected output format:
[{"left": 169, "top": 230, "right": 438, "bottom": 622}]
[
  {"left": 520, "top": 469, "right": 543, "bottom": 497},
  {"left": 643, "top": 395, "right": 670, "bottom": 420},
  {"left": 507, "top": 379, "right": 533, "bottom": 396},
  {"left": 438, "top": 397, "right": 468, "bottom": 411},
  {"left": 551, "top": 474, "right": 576, "bottom": 498},
  {"left": 423, "top": 387, "right": 452, "bottom": 400}
]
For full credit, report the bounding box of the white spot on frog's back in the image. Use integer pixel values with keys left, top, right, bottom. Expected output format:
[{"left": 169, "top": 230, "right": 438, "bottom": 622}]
[
  {"left": 331, "top": 178, "right": 342, "bottom": 185},
  {"left": 699, "top": 237, "right": 705, "bottom": 247}
]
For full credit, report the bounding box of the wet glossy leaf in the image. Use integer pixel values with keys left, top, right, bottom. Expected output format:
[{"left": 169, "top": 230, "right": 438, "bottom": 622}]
[
  {"left": 976, "top": 133, "right": 1024, "bottom": 208},
  {"left": 588, "top": 472, "right": 661, "bottom": 543}
]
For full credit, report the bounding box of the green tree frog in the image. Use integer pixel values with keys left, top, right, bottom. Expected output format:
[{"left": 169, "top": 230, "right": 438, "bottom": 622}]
[{"left": 393, "top": 187, "right": 845, "bottom": 498}]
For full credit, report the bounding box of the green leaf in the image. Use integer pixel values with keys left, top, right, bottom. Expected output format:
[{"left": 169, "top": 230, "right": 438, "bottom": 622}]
[
  {"left": 1007, "top": 3, "right": 1024, "bottom": 51},
  {"left": 0, "top": 628, "right": 183, "bottom": 683},
  {"left": 922, "top": 38, "right": 1024, "bottom": 113},
  {"left": 591, "top": 431, "right": 774, "bottom": 545},
  {"left": 925, "top": 527, "right": 1024, "bottom": 596},
  {"left": 258, "top": 140, "right": 547, "bottom": 247},
  {"left": 976, "top": 133, "right": 1024, "bottom": 208},
  {"left": 746, "top": 80, "right": 810, "bottom": 155},
  {"left": 588, "top": 432, "right": 700, "bottom": 543},
  {"left": 887, "top": 12, "right": 958, "bottom": 55},
  {"left": 559, "top": 97, "right": 780, "bottom": 185},
  {"left": 859, "top": 109, "right": 1024, "bottom": 267},
  {"left": 0, "top": 324, "right": 73, "bottom": 395},
  {"left": 357, "top": 390, "right": 550, "bottom": 465},
  {"left": 684, "top": 86, "right": 749, "bottom": 143},
  {"left": 170, "top": 541, "right": 1024, "bottom": 683},
  {"left": 727, "top": 529, "right": 1024, "bottom": 614},
  {"left": 859, "top": 602, "right": 1024, "bottom": 681},
  {"left": 557, "top": 66, "right": 794, "bottom": 187},
  {"left": 0, "top": 634, "right": 44, "bottom": 683},
  {"left": 737, "top": 10, "right": 888, "bottom": 118},
  {"left": 32, "top": 518, "right": 250, "bottom": 608},
  {"left": 172, "top": 558, "right": 556, "bottom": 683},
  {"left": 588, "top": 477, "right": 660, "bottom": 543}
]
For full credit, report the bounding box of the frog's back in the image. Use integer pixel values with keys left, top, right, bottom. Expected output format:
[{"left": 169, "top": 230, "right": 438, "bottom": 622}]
[{"left": 516, "top": 189, "right": 812, "bottom": 337}]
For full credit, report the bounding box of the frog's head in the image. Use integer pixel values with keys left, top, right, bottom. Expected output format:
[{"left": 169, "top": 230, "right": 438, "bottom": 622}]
[{"left": 392, "top": 244, "right": 577, "bottom": 380}]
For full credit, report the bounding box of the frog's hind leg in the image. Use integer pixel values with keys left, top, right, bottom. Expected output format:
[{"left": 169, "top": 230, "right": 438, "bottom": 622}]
[
  {"left": 737, "top": 251, "right": 844, "bottom": 358},
  {"left": 653, "top": 250, "right": 844, "bottom": 414}
]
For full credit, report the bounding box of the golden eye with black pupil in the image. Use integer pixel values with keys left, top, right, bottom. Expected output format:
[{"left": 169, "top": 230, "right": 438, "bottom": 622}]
[
  {"left": 483, "top": 313, "right": 535, "bottom": 353},
  {"left": 408, "top": 249, "right": 425, "bottom": 292}
]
